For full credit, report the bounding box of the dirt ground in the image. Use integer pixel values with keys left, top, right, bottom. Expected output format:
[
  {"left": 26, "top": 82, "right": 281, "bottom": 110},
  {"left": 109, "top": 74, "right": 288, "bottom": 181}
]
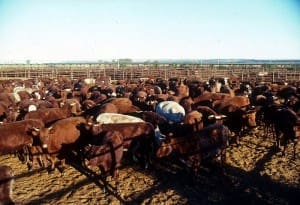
[{"left": 0, "top": 128, "right": 299, "bottom": 205}]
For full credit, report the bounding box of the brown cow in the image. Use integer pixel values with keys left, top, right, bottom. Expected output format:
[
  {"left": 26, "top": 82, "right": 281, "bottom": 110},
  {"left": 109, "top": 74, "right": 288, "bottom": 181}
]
[
  {"left": 216, "top": 104, "right": 256, "bottom": 144},
  {"left": 90, "top": 122, "right": 154, "bottom": 147},
  {"left": 266, "top": 105, "right": 300, "bottom": 158},
  {"left": 195, "top": 105, "right": 218, "bottom": 126},
  {"left": 89, "top": 121, "right": 155, "bottom": 168},
  {"left": 0, "top": 119, "right": 45, "bottom": 155},
  {"left": 83, "top": 130, "right": 124, "bottom": 191},
  {"left": 34, "top": 116, "right": 87, "bottom": 171},
  {"left": 101, "top": 97, "right": 141, "bottom": 113},
  {"left": 183, "top": 110, "right": 203, "bottom": 132},
  {"left": 127, "top": 111, "right": 168, "bottom": 128},
  {"left": 156, "top": 133, "right": 202, "bottom": 176},
  {"left": 156, "top": 124, "right": 230, "bottom": 175},
  {"left": 24, "top": 102, "right": 78, "bottom": 125},
  {"left": 213, "top": 95, "right": 251, "bottom": 111},
  {"left": 0, "top": 165, "right": 14, "bottom": 205},
  {"left": 193, "top": 92, "right": 231, "bottom": 105}
]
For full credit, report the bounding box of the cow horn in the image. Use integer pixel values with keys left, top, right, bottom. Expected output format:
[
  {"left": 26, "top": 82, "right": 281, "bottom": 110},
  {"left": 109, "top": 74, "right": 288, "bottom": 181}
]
[
  {"left": 245, "top": 109, "right": 256, "bottom": 114},
  {"left": 48, "top": 126, "right": 53, "bottom": 130},
  {"left": 208, "top": 115, "right": 215, "bottom": 120},
  {"left": 214, "top": 115, "right": 223, "bottom": 120},
  {"left": 33, "top": 127, "right": 40, "bottom": 131}
]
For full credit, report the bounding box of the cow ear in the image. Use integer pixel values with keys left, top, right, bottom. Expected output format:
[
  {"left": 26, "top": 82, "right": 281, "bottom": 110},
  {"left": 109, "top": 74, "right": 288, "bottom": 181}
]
[
  {"left": 227, "top": 105, "right": 237, "bottom": 112},
  {"left": 156, "top": 144, "right": 172, "bottom": 157},
  {"left": 165, "top": 146, "right": 173, "bottom": 156}
]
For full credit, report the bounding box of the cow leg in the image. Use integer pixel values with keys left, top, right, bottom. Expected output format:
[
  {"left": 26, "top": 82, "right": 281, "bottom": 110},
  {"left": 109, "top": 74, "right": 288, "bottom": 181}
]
[
  {"left": 57, "top": 159, "right": 67, "bottom": 175},
  {"left": 235, "top": 133, "right": 240, "bottom": 145},
  {"left": 37, "top": 153, "right": 47, "bottom": 169},
  {"left": 0, "top": 166, "right": 14, "bottom": 205},
  {"left": 263, "top": 123, "right": 268, "bottom": 138},
  {"left": 275, "top": 130, "right": 283, "bottom": 150},
  {"left": 38, "top": 153, "right": 47, "bottom": 169},
  {"left": 15, "top": 149, "right": 26, "bottom": 164},
  {"left": 26, "top": 146, "right": 35, "bottom": 171},
  {"left": 220, "top": 148, "right": 227, "bottom": 165},
  {"left": 47, "top": 155, "right": 57, "bottom": 173},
  {"left": 113, "top": 169, "right": 120, "bottom": 194},
  {"left": 293, "top": 139, "right": 298, "bottom": 159},
  {"left": 189, "top": 155, "right": 201, "bottom": 184},
  {"left": 131, "top": 141, "right": 140, "bottom": 163},
  {"left": 271, "top": 125, "right": 276, "bottom": 140},
  {"left": 29, "top": 146, "right": 45, "bottom": 170},
  {"left": 98, "top": 167, "right": 108, "bottom": 194},
  {"left": 22, "top": 146, "right": 31, "bottom": 164},
  {"left": 43, "top": 153, "right": 52, "bottom": 169}
]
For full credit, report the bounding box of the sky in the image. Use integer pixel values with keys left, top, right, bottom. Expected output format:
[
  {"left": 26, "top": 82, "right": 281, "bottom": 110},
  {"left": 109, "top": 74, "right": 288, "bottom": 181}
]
[{"left": 0, "top": 0, "right": 299, "bottom": 63}]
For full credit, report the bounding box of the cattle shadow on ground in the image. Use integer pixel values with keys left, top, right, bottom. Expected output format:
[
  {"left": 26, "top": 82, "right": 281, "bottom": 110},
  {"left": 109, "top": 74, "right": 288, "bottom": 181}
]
[
  {"left": 120, "top": 148, "right": 299, "bottom": 205},
  {"left": 24, "top": 177, "right": 93, "bottom": 205},
  {"left": 67, "top": 158, "right": 128, "bottom": 204},
  {"left": 22, "top": 161, "right": 127, "bottom": 205},
  {"left": 0, "top": 167, "right": 47, "bottom": 185},
  {"left": 11, "top": 140, "right": 299, "bottom": 205}
]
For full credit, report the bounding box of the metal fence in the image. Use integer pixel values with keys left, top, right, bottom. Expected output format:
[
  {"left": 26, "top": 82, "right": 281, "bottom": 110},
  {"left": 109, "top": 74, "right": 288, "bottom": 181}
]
[{"left": 1, "top": 63, "right": 300, "bottom": 82}]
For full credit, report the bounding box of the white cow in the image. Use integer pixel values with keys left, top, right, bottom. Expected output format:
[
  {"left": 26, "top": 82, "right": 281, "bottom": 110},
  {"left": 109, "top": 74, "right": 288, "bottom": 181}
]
[{"left": 96, "top": 113, "right": 144, "bottom": 124}]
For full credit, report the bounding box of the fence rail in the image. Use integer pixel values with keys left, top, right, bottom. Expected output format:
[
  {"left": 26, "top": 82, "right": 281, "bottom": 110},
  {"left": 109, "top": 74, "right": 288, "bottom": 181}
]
[{"left": 1, "top": 64, "right": 300, "bottom": 82}]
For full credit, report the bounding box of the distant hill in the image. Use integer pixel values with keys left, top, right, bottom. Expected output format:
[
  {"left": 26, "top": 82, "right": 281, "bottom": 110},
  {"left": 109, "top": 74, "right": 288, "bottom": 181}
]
[
  {"left": 1, "top": 59, "right": 300, "bottom": 65},
  {"left": 57, "top": 59, "right": 300, "bottom": 65},
  {"left": 133, "top": 59, "right": 300, "bottom": 65}
]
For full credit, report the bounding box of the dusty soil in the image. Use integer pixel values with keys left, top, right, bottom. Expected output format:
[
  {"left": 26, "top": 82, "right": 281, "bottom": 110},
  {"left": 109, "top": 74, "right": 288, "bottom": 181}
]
[{"left": 1, "top": 128, "right": 299, "bottom": 205}]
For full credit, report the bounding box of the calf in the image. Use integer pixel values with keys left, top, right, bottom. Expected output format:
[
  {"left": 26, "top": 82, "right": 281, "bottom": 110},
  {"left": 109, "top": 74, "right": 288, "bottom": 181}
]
[
  {"left": 156, "top": 133, "right": 202, "bottom": 175},
  {"left": 198, "top": 124, "right": 230, "bottom": 162},
  {"left": 83, "top": 131, "right": 124, "bottom": 191},
  {"left": 0, "top": 165, "right": 14, "bottom": 205}
]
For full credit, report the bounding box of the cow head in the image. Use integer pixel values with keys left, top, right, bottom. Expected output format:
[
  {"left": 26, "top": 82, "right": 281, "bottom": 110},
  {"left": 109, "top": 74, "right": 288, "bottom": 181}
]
[
  {"left": 84, "top": 116, "right": 94, "bottom": 130},
  {"left": 38, "top": 126, "right": 55, "bottom": 149},
  {"left": 242, "top": 107, "right": 257, "bottom": 128},
  {"left": 91, "top": 122, "right": 104, "bottom": 136},
  {"left": 208, "top": 114, "right": 227, "bottom": 125}
]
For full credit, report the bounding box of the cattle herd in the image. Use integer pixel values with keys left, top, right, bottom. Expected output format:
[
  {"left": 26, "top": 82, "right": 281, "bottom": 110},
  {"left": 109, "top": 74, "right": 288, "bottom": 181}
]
[{"left": 0, "top": 76, "right": 299, "bottom": 204}]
